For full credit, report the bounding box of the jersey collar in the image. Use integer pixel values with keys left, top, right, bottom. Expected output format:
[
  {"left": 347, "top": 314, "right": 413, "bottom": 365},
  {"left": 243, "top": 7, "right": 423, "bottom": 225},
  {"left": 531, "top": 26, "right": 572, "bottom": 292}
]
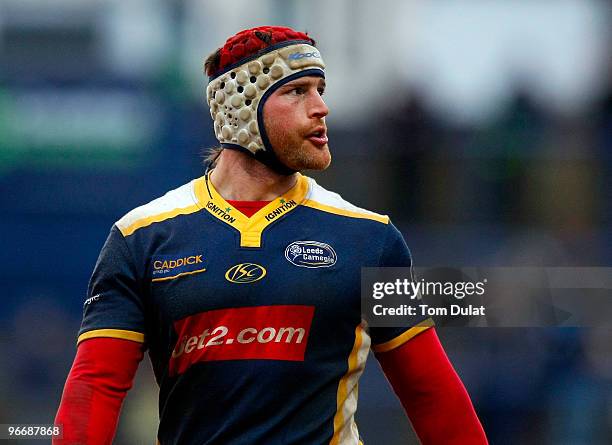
[{"left": 195, "top": 173, "right": 309, "bottom": 248}]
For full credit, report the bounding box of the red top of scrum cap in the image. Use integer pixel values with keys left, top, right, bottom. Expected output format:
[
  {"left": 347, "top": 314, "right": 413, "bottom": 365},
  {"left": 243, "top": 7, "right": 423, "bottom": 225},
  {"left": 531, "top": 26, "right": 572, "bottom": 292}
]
[{"left": 207, "top": 26, "right": 315, "bottom": 78}]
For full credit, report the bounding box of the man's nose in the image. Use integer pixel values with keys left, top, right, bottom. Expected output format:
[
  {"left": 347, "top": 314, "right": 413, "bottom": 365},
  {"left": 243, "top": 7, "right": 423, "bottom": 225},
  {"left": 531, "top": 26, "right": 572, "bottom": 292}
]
[{"left": 308, "top": 91, "right": 329, "bottom": 119}]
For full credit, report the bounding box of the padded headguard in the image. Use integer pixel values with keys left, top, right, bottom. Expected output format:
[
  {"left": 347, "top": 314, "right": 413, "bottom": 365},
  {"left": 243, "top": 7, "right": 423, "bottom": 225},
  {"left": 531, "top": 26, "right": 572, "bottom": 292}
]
[{"left": 205, "top": 26, "right": 325, "bottom": 174}]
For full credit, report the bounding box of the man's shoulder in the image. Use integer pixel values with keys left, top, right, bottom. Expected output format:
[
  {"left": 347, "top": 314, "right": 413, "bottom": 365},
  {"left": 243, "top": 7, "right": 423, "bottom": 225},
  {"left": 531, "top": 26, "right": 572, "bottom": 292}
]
[
  {"left": 302, "top": 176, "right": 389, "bottom": 225},
  {"left": 115, "top": 177, "right": 204, "bottom": 237}
]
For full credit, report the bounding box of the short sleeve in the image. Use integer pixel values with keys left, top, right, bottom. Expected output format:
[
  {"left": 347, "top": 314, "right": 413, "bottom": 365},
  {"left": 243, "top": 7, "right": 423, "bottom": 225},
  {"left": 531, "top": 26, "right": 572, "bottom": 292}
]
[
  {"left": 77, "top": 225, "right": 146, "bottom": 346},
  {"left": 369, "top": 222, "right": 433, "bottom": 353}
]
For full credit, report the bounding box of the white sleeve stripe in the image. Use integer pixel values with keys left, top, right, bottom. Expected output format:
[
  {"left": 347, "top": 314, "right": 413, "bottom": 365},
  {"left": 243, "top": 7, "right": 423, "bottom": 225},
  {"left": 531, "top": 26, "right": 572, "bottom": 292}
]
[
  {"left": 116, "top": 179, "right": 201, "bottom": 236},
  {"left": 304, "top": 177, "right": 389, "bottom": 224}
]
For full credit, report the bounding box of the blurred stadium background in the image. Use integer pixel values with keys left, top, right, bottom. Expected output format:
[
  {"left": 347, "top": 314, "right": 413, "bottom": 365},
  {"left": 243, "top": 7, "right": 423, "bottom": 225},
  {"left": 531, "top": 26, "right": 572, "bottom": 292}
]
[{"left": 0, "top": 0, "right": 611, "bottom": 444}]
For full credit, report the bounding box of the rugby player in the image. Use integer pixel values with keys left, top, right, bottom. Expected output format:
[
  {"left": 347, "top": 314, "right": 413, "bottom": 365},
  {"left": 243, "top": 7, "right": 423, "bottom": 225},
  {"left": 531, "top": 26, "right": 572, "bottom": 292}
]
[{"left": 54, "top": 26, "right": 487, "bottom": 444}]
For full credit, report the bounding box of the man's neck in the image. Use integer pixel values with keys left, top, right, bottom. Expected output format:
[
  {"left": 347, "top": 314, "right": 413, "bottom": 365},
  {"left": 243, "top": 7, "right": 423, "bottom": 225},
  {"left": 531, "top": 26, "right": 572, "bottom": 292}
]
[{"left": 209, "top": 150, "right": 298, "bottom": 201}]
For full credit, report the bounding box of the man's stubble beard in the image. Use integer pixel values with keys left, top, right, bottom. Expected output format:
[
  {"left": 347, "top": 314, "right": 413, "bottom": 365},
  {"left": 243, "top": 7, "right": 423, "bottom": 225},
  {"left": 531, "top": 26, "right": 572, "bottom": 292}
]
[{"left": 269, "top": 131, "right": 332, "bottom": 172}]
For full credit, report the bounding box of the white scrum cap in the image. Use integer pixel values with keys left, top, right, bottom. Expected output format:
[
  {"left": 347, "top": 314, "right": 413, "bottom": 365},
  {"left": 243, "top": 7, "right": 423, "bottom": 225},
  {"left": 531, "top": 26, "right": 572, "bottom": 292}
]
[{"left": 205, "top": 26, "right": 325, "bottom": 173}]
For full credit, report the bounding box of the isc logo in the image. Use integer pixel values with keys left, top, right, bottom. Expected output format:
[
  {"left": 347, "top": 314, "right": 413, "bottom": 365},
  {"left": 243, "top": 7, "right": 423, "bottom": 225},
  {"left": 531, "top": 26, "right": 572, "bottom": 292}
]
[{"left": 225, "top": 263, "right": 266, "bottom": 284}]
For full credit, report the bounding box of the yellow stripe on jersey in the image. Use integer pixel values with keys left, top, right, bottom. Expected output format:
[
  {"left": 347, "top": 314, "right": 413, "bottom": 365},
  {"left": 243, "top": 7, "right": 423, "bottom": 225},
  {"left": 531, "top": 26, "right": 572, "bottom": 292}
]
[
  {"left": 115, "top": 180, "right": 203, "bottom": 237},
  {"left": 195, "top": 173, "right": 309, "bottom": 248},
  {"left": 330, "top": 323, "right": 370, "bottom": 445},
  {"left": 119, "top": 204, "right": 201, "bottom": 237},
  {"left": 302, "top": 199, "right": 389, "bottom": 224},
  {"left": 151, "top": 268, "right": 207, "bottom": 282},
  {"left": 77, "top": 329, "right": 145, "bottom": 345},
  {"left": 371, "top": 318, "right": 435, "bottom": 353}
]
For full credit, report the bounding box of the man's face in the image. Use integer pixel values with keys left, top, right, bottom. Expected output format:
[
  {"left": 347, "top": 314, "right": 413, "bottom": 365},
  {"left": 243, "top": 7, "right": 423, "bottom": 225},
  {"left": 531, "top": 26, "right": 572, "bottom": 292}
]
[{"left": 262, "top": 76, "right": 331, "bottom": 171}]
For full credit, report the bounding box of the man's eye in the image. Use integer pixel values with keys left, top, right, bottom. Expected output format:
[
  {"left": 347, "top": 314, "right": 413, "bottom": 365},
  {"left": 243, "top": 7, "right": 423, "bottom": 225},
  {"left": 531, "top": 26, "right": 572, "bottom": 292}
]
[
  {"left": 291, "top": 87, "right": 305, "bottom": 95},
  {"left": 318, "top": 88, "right": 325, "bottom": 96}
]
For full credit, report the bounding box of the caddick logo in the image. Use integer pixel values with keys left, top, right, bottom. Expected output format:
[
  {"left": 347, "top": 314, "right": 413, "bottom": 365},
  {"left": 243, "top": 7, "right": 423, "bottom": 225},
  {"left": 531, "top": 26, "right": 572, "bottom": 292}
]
[
  {"left": 151, "top": 253, "right": 206, "bottom": 282},
  {"left": 225, "top": 263, "right": 267, "bottom": 284},
  {"left": 153, "top": 255, "right": 203, "bottom": 271},
  {"left": 285, "top": 241, "right": 337, "bottom": 268}
]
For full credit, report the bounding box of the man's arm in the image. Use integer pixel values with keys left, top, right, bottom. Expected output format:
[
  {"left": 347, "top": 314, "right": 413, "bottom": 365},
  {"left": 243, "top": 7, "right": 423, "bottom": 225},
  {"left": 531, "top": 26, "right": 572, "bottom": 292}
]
[
  {"left": 375, "top": 328, "right": 488, "bottom": 444},
  {"left": 54, "top": 338, "right": 143, "bottom": 445},
  {"left": 54, "top": 225, "right": 147, "bottom": 443}
]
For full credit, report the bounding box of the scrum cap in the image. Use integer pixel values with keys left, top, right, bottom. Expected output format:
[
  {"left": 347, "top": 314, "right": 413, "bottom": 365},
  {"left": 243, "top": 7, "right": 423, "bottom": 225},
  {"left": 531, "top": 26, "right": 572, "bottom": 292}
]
[{"left": 205, "top": 26, "right": 325, "bottom": 174}]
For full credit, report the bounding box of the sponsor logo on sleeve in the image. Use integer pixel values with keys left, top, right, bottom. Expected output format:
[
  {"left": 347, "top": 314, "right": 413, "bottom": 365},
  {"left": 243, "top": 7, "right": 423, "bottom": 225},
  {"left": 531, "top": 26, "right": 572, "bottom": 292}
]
[
  {"left": 169, "top": 305, "right": 315, "bottom": 376},
  {"left": 285, "top": 241, "right": 337, "bottom": 268},
  {"left": 151, "top": 254, "right": 206, "bottom": 282},
  {"left": 84, "top": 294, "right": 101, "bottom": 307}
]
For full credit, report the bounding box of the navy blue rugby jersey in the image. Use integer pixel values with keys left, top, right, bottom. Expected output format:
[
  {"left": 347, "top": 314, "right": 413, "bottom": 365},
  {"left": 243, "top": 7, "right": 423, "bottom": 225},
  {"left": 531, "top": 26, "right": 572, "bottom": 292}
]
[{"left": 78, "top": 173, "right": 433, "bottom": 445}]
